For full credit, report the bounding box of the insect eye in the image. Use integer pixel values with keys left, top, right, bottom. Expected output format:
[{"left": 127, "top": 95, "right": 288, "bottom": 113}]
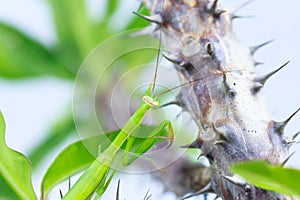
[{"left": 142, "top": 96, "right": 160, "bottom": 107}]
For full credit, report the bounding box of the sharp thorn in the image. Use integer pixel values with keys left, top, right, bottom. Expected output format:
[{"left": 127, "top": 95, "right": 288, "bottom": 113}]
[
  {"left": 231, "top": 15, "right": 255, "bottom": 20},
  {"left": 255, "top": 61, "right": 290, "bottom": 87},
  {"left": 116, "top": 179, "right": 120, "bottom": 200},
  {"left": 214, "top": 10, "right": 226, "bottom": 18},
  {"left": 285, "top": 107, "right": 300, "bottom": 125},
  {"left": 160, "top": 100, "right": 180, "bottom": 108},
  {"left": 212, "top": 123, "right": 228, "bottom": 141},
  {"left": 251, "top": 81, "right": 264, "bottom": 94},
  {"left": 222, "top": 174, "right": 247, "bottom": 187},
  {"left": 287, "top": 135, "right": 300, "bottom": 147},
  {"left": 210, "top": 0, "right": 219, "bottom": 14},
  {"left": 213, "top": 195, "right": 221, "bottom": 200},
  {"left": 209, "top": 0, "right": 226, "bottom": 18},
  {"left": 132, "top": 11, "right": 162, "bottom": 25},
  {"left": 250, "top": 40, "right": 274, "bottom": 55},
  {"left": 180, "top": 183, "right": 213, "bottom": 200},
  {"left": 162, "top": 53, "right": 182, "bottom": 65},
  {"left": 232, "top": 0, "right": 256, "bottom": 14},
  {"left": 59, "top": 189, "right": 63, "bottom": 199},
  {"left": 162, "top": 52, "right": 195, "bottom": 70},
  {"left": 254, "top": 61, "right": 264, "bottom": 66},
  {"left": 181, "top": 138, "right": 201, "bottom": 149},
  {"left": 281, "top": 152, "right": 295, "bottom": 167},
  {"left": 276, "top": 107, "right": 300, "bottom": 134},
  {"left": 287, "top": 140, "right": 296, "bottom": 145},
  {"left": 143, "top": 189, "right": 152, "bottom": 200},
  {"left": 292, "top": 131, "right": 300, "bottom": 141}
]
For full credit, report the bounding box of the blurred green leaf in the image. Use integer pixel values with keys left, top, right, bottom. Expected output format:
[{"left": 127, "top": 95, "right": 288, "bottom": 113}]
[
  {"left": 29, "top": 113, "right": 76, "bottom": 167},
  {"left": 48, "top": 0, "right": 94, "bottom": 63},
  {"left": 90, "top": 0, "right": 119, "bottom": 44},
  {"left": 106, "top": 0, "right": 120, "bottom": 18},
  {"left": 231, "top": 160, "right": 300, "bottom": 197},
  {"left": 0, "top": 23, "right": 72, "bottom": 79},
  {"left": 91, "top": 1, "right": 151, "bottom": 45},
  {"left": 0, "top": 112, "right": 37, "bottom": 200},
  {"left": 41, "top": 130, "right": 119, "bottom": 197}
]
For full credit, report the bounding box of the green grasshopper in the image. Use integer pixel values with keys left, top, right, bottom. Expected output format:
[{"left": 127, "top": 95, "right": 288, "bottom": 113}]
[
  {"left": 62, "top": 81, "right": 174, "bottom": 199},
  {"left": 62, "top": 22, "right": 175, "bottom": 196},
  {"left": 62, "top": 1, "right": 175, "bottom": 198}
]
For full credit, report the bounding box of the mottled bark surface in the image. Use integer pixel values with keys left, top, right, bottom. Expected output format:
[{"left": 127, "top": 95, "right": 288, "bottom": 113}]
[{"left": 142, "top": 0, "right": 296, "bottom": 199}]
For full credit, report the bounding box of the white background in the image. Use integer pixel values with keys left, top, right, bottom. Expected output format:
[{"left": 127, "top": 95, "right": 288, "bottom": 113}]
[{"left": 0, "top": 0, "right": 299, "bottom": 199}]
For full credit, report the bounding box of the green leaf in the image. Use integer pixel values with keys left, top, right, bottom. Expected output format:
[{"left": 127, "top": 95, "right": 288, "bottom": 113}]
[
  {"left": 0, "top": 23, "right": 72, "bottom": 79},
  {"left": 0, "top": 112, "right": 37, "bottom": 200},
  {"left": 106, "top": 0, "right": 120, "bottom": 18},
  {"left": 231, "top": 160, "right": 300, "bottom": 197},
  {"left": 29, "top": 113, "right": 75, "bottom": 168},
  {"left": 41, "top": 130, "right": 119, "bottom": 197},
  {"left": 48, "top": 0, "right": 94, "bottom": 61}
]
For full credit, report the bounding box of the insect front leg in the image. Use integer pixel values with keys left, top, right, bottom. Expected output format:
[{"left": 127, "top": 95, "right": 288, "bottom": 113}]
[{"left": 122, "top": 120, "right": 174, "bottom": 166}]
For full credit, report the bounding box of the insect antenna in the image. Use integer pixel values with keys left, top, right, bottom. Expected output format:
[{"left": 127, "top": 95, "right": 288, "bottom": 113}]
[
  {"left": 156, "top": 78, "right": 204, "bottom": 98},
  {"left": 150, "top": 0, "right": 166, "bottom": 96},
  {"left": 156, "top": 69, "right": 245, "bottom": 107}
]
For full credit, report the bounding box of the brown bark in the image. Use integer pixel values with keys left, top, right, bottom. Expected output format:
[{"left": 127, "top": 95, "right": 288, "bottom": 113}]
[{"left": 142, "top": 0, "right": 296, "bottom": 199}]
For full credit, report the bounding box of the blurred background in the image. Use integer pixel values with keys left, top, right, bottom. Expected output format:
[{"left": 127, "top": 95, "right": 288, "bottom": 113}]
[{"left": 0, "top": 0, "right": 299, "bottom": 199}]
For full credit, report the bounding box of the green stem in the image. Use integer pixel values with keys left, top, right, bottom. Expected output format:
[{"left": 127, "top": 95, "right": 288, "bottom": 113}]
[{"left": 63, "top": 103, "right": 150, "bottom": 199}]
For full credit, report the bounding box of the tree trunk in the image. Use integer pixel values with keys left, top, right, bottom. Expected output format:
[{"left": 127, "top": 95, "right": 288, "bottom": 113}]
[{"left": 142, "top": 0, "right": 297, "bottom": 199}]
